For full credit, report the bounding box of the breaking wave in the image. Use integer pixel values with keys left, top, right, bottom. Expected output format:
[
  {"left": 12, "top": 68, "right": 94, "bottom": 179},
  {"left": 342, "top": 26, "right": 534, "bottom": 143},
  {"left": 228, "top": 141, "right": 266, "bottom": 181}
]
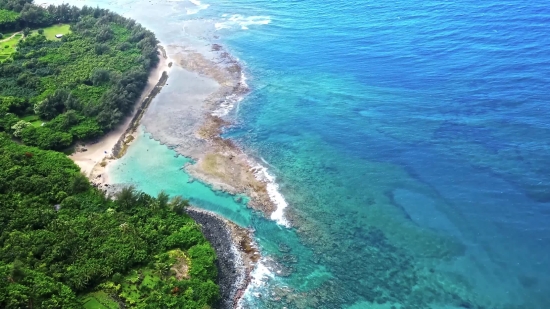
[{"left": 215, "top": 14, "right": 271, "bottom": 30}]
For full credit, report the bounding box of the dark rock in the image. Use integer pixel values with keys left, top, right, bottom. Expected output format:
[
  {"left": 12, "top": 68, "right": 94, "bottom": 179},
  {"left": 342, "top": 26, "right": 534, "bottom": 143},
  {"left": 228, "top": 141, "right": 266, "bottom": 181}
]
[
  {"left": 278, "top": 243, "right": 291, "bottom": 253},
  {"left": 185, "top": 209, "right": 242, "bottom": 309}
]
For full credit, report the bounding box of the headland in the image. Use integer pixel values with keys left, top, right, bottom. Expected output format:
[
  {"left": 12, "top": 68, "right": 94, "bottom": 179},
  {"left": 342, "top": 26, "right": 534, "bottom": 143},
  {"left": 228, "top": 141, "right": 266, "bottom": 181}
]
[{"left": 70, "top": 42, "right": 268, "bottom": 307}]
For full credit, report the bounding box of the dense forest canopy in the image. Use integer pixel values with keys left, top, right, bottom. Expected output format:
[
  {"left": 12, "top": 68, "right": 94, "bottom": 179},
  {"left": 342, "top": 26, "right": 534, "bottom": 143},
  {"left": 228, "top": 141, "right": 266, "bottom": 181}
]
[
  {"left": 0, "top": 9, "right": 19, "bottom": 31},
  {"left": 0, "top": 134, "right": 220, "bottom": 308},
  {"left": 0, "top": 1, "right": 222, "bottom": 308},
  {"left": 0, "top": 0, "right": 159, "bottom": 150}
]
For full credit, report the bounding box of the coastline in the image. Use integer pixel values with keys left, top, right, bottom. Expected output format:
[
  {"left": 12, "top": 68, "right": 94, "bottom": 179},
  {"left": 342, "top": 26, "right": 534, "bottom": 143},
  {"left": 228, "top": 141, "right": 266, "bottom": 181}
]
[
  {"left": 141, "top": 43, "right": 291, "bottom": 226},
  {"left": 69, "top": 46, "right": 170, "bottom": 189},
  {"left": 40, "top": 0, "right": 290, "bottom": 306},
  {"left": 69, "top": 44, "right": 263, "bottom": 308},
  {"left": 185, "top": 207, "right": 259, "bottom": 309}
]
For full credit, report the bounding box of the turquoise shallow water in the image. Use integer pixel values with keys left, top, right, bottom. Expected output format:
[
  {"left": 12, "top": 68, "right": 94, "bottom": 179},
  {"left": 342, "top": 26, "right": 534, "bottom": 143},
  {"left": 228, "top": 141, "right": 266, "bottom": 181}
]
[
  {"left": 110, "top": 129, "right": 252, "bottom": 227},
  {"left": 104, "top": 0, "right": 550, "bottom": 308}
]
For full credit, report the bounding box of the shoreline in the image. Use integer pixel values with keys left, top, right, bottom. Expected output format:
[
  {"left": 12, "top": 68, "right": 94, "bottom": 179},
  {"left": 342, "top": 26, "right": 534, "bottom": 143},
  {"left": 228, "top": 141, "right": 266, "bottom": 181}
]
[
  {"left": 185, "top": 207, "right": 259, "bottom": 309},
  {"left": 68, "top": 44, "right": 262, "bottom": 308},
  {"left": 42, "top": 0, "right": 287, "bottom": 306},
  {"left": 142, "top": 43, "right": 291, "bottom": 226},
  {"left": 132, "top": 43, "right": 292, "bottom": 305},
  {"left": 69, "top": 45, "right": 170, "bottom": 189},
  {"left": 111, "top": 70, "right": 169, "bottom": 158}
]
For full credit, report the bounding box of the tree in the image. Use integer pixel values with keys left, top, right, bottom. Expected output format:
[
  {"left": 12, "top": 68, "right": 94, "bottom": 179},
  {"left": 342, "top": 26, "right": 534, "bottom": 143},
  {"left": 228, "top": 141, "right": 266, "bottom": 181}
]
[
  {"left": 0, "top": 3, "right": 219, "bottom": 306},
  {"left": 111, "top": 273, "right": 124, "bottom": 284},
  {"left": 1, "top": 2, "right": 159, "bottom": 149},
  {"left": 33, "top": 89, "right": 80, "bottom": 120},
  {"left": 90, "top": 68, "right": 110, "bottom": 85},
  {"left": 11, "top": 120, "right": 31, "bottom": 137},
  {"left": 0, "top": 136, "right": 220, "bottom": 308},
  {"left": 116, "top": 185, "right": 138, "bottom": 210},
  {"left": 69, "top": 173, "right": 90, "bottom": 194},
  {"left": 157, "top": 190, "right": 170, "bottom": 210},
  {"left": 94, "top": 43, "right": 109, "bottom": 55},
  {"left": 9, "top": 260, "right": 26, "bottom": 283},
  {"left": 169, "top": 196, "right": 190, "bottom": 215}
]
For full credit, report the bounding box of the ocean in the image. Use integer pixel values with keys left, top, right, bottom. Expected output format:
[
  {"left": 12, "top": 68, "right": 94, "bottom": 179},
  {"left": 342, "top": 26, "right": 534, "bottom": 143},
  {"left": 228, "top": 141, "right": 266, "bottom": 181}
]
[{"left": 60, "top": 0, "right": 550, "bottom": 307}]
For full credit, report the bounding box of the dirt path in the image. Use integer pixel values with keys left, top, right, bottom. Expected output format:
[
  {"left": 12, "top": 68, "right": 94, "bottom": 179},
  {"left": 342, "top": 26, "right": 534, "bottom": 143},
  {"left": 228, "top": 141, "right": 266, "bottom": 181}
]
[{"left": 0, "top": 31, "right": 21, "bottom": 42}]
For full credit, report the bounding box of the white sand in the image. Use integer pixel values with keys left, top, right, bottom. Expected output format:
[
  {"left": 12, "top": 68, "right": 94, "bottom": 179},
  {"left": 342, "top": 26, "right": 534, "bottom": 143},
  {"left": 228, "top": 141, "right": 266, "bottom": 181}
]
[{"left": 69, "top": 47, "right": 170, "bottom": 184}]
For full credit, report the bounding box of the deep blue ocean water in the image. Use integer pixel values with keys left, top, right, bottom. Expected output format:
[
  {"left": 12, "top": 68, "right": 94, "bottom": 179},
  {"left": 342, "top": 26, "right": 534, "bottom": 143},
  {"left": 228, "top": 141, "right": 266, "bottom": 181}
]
[{"left": 104, "top": 0, "right": 550, "bottom": 307}]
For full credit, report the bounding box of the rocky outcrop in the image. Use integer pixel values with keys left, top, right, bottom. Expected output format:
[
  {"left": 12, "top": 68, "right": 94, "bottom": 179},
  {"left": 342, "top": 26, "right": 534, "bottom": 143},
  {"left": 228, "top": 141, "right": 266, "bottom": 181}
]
[{"left": 185, "top": 208, "right": 259, "bottom": 309}]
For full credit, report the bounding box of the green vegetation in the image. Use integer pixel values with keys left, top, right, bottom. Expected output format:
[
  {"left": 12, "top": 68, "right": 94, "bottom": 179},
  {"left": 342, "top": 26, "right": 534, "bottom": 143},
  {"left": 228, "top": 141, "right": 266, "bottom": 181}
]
[
  {"left": 40, "top": 23, "right": 71, "bottom": 40},
  {"left": 21, "top": 114, "right": 41, "bottom": 126},
  {"left": 0, "top": 32, "right": 20, "bottom": 60},
  {"left": 82, "top": 291, "right": 118, "bottom": 309},
  {"left": 0, "top": 9, "right": 18, "bottom": 30},
  {"left": 0, "top": 135, "right": 220, "bottom": 308},
  {"left": 0, "top": 24, "right": 69, "bottom": 61},
  {"left": 0, "top": 0, "right": 159, "bottom": 150},
  {"left": 0, "top": 0, "right": 222, "bottom": 308}
]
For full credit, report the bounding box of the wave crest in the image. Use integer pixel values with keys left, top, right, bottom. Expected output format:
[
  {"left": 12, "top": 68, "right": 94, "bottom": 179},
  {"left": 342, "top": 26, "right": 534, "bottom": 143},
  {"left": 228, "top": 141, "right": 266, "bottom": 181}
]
[
  {"left": 248, "top": 159, "right": 291, "bottom": 228},
  {"left": 215, "top": 14, "right": 271, "bottom": 30},
  {"left": 185, "top": 0, "right": 209, "bottom": 15}
]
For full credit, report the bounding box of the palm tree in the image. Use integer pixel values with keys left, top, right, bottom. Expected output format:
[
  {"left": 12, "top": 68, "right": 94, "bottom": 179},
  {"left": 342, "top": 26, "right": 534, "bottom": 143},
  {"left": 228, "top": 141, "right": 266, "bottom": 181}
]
[
  {"left": 119, "top": 222, "right": 130, "bottom": 233},
  {"left": 168, "top": 196, "right": 190, "bottom": 215},
  {"left": 157, "top": 190, "right": 170, "bottom": 209},
  {"left": 116, "top": 186, "right": 137, "bottom": 210}
]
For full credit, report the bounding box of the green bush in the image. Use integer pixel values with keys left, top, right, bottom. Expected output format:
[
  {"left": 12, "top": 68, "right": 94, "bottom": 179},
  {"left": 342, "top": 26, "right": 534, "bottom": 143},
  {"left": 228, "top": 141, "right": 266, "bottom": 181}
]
[
  {"left": 0, "top": 3, "right": 159, "bottom": 150},
  {"left": 0, "top": 135, "right": 220, "bottom": 308}
]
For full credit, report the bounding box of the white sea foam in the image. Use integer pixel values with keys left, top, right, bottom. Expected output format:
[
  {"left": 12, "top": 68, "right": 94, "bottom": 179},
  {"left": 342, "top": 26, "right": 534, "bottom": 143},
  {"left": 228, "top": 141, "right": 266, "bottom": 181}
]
[
  {"left": 215, "top": 14, "right": 271, "bottom": 30},
  {"left": 210, "top": 69, "right": 288, "bottom": 227},
  {"left": 236, "top": 258, "right": 275, "bottom": 309},
  {"left": 185, "top": 0, "right": 209, "bottom": 15},
  {"left": 211, "top": 93, "right": 241, "bottom": 117},
  {"left": 248, "top": 159, "right": 291, "bottom": 228},
  {"left": 250, "top": 259, "right": 273, "bottom": 287},
  {"left": 212, "top": 73, "right": 248, "bottom": 117}
]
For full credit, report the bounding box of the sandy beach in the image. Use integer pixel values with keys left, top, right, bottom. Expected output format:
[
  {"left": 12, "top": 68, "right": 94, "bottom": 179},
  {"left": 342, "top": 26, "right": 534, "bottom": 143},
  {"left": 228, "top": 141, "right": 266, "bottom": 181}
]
[{"left": 69, "top": 46, "right": 171, "bottom": 188}]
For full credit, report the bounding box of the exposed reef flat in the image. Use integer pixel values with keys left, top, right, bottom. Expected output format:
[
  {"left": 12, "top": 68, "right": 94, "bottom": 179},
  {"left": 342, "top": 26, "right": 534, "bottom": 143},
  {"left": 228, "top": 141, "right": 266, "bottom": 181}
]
[{"left": 141, "top": 43, "right": 281, "bottom": 218}]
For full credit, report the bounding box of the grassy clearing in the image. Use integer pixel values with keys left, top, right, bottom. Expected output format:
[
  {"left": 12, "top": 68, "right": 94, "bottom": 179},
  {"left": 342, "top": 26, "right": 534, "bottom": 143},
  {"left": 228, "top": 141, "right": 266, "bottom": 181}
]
[
  {"left": 169, "top": 249, "right": 190, "bottom": 280},
  {"left": 0, "top": 33, "right": 22, "bottom": 61},
  {"left": 21, "top": 115, "right": 44, "bottom": 127},
  {"left": 42, "top": 24, "right": 71, "bottom": 40},
  {"left": 1, "top": 30, "right": 17, "bottom": 39},
  {"left": 0, "top": 24, "right": 70, "bottom": 62},
  {"left": 79, "top": 268, "right": 163, "bottom": 308},
  {"left": 81, "top": 291, "right": 118, "bottom": 309}
]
